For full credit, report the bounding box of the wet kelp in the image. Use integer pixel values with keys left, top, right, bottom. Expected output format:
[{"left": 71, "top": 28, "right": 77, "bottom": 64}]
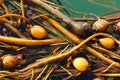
[{"left": 0, "top": 0, "right": 119, "bottom": 80}]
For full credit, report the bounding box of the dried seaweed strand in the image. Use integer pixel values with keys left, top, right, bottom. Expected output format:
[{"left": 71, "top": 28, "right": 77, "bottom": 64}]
[
  {"left": 95, "top": 73, "right": 120, "bottom": 77},
  {"left": 19, "top": 33, "right": 120, "bottom": 72},
  {"left": 0, "top": 14, "right": 29, "bottom": 22},
  {"left": 91, "top": 44, "right": 120, "bottom": 60},
  {"left": 85, "top": 46, "right": 120, "bottom": 68},
  {"left": 0, "top": 35, "right": 63, "bottom": 46},
  {"left": 42, "top": 15, "right": 81, "bottom": 44}
]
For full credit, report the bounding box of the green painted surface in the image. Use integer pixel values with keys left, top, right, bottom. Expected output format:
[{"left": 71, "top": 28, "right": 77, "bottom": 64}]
[{"left": 61, "top": 0, "right": 120, "bottom": 17}]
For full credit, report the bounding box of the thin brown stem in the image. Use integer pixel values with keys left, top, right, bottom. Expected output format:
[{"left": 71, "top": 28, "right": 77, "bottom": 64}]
[
  {"left": 31, "top": 14, "right": 49, "bottom": 19},
  {"left": 18, "top": 69, "right": 77, "bottom": 79},
  {"left": 85, "top": 46, "right": 120, "bottom": 68},
  {"left": 3, "top": 22, "right": 27, "bottom": 39},
  {"left": 0, "top": 14, "right": 29, "bottom": 22},
  {"left": 1, "top": 3, "right": 10, "bottom": 14},
  {"left": 1, "top": 3, "right": 13, "bottom": 20},
  {"left": 95, "top": 73, "right": 120, "bottom": 77},
  {"left": 62, "top": 72, "right": 82, "bottom": 80},
  {"left": 91, "top": 44, "right": 120, "bottom": 60},
  {"left": 35, "top": 65, "right": 48, "bottom": 80},
  {"left": 20, "top": 0, "right": 25, "bottom": 18},
  {"left": 1, "top": 18, "right": 14, "bottom": 25},
  {"left": 93, "top": 67, "right": 107, "bottom": 73}
]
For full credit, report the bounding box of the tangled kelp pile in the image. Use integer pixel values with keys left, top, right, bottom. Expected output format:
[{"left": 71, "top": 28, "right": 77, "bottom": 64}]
[{"left": 0, "top": 0, "right": 120, "bottom": 80}]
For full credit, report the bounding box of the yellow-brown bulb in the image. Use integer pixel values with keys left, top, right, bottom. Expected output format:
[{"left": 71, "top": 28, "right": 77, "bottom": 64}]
[
  {"left": 2, "top": 55, "right": 21, "bottom": 68},
  {"left": 72, "top": 57, "right": 89, "bottom": 71},
  {"left": 99, "top": 38, "right": 115, "bottom": 49},
  {"left": 30, "top": 25, "right": 48, "bottom": 39},
  {"left": 92, "top": 19, "right": 109, "bottom": 32}
]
